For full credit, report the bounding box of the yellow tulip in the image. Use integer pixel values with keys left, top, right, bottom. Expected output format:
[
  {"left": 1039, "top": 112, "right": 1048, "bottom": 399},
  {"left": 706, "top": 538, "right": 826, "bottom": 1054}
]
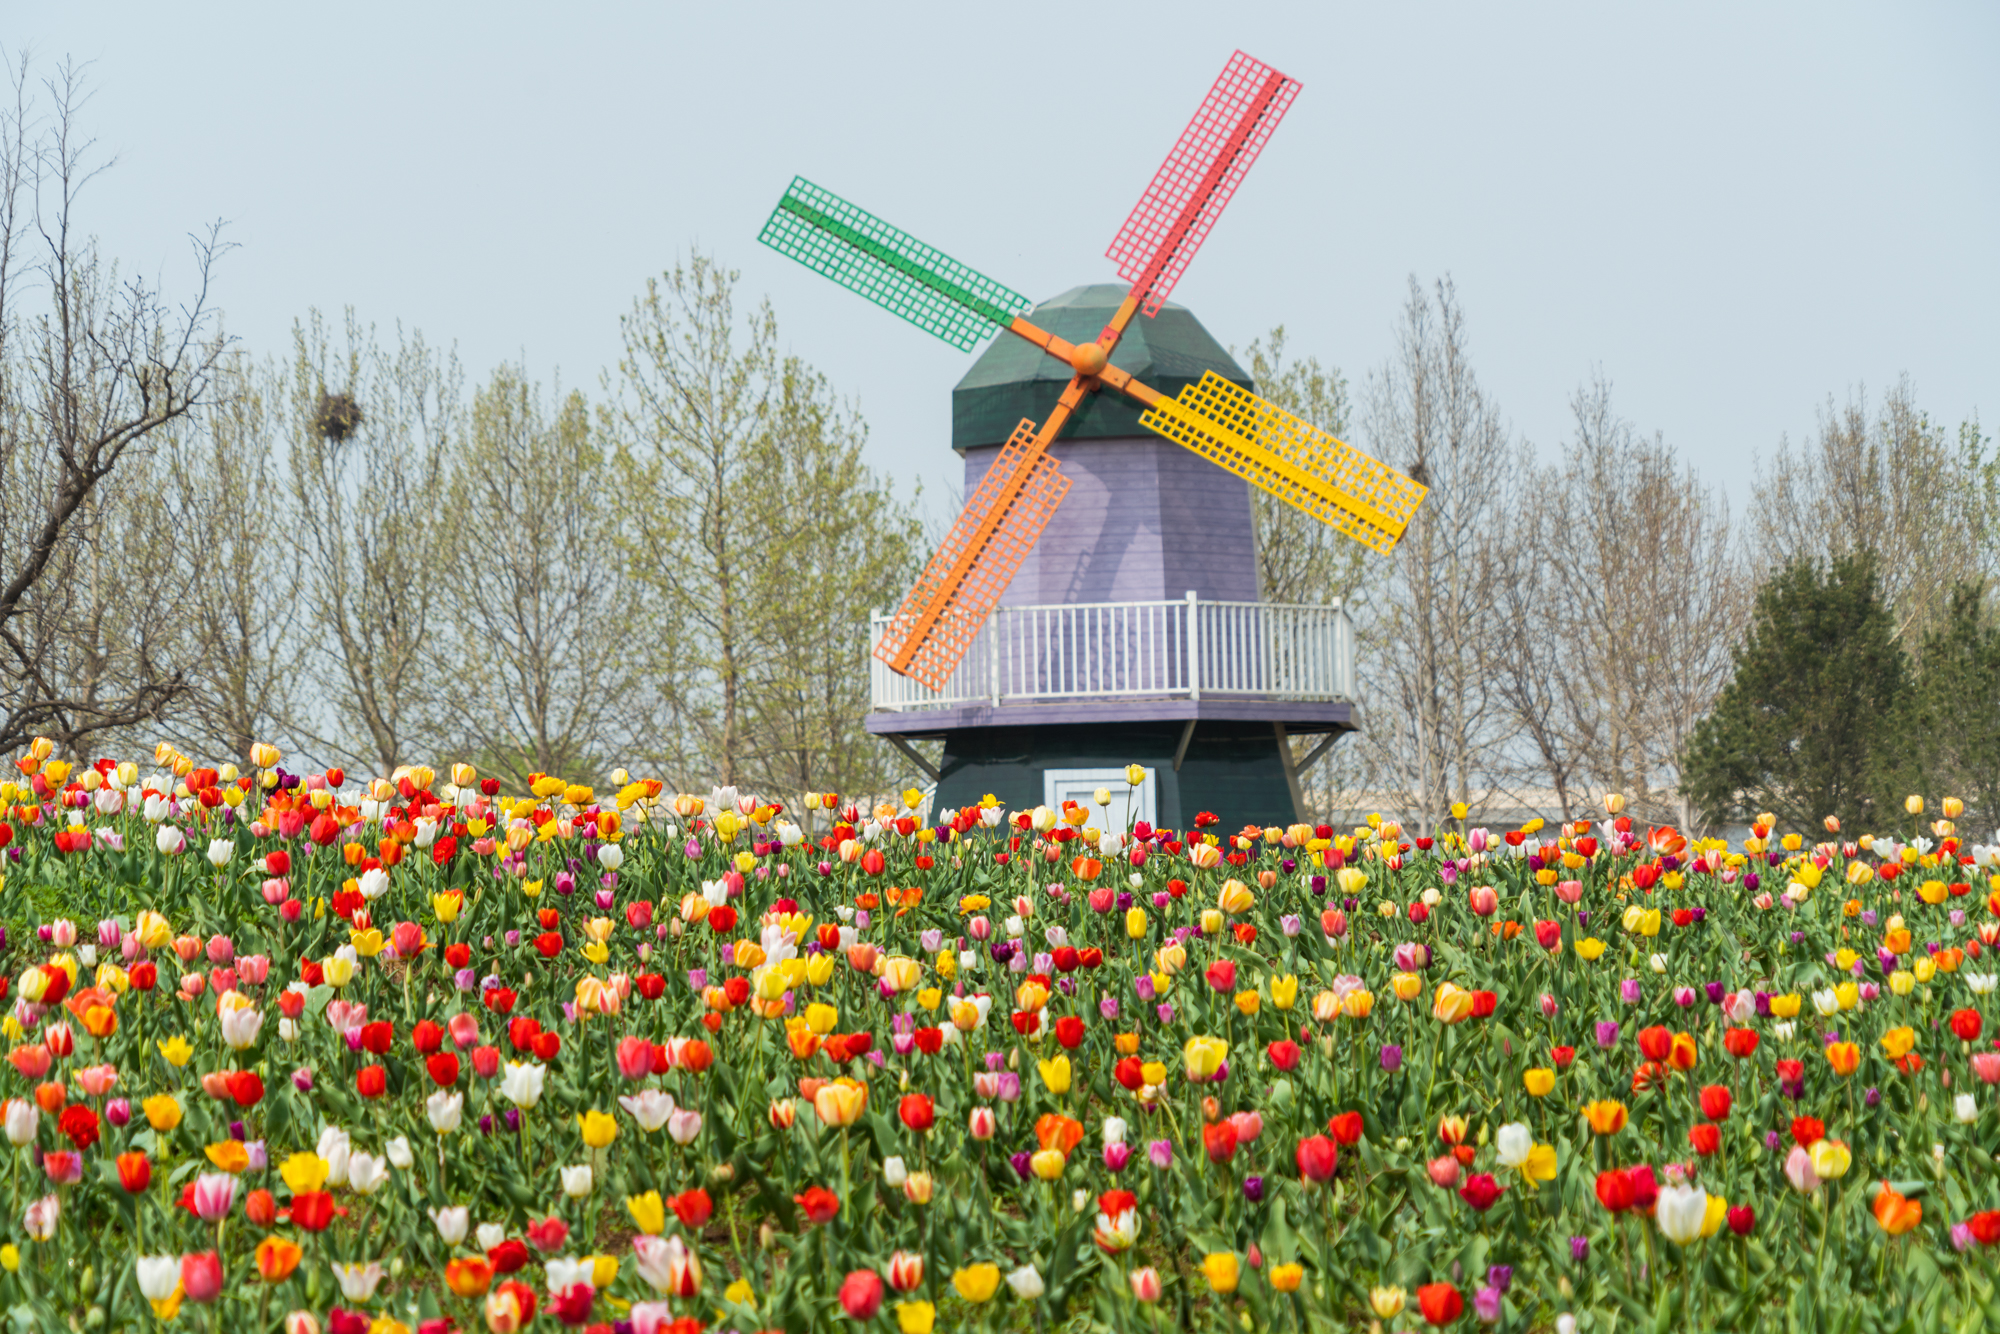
[
  {"left": 814, "top": 1080, "right": 868, "bottom": 1127},
  {"left": 322, "top": 956, "right": 355, "bottom": 988},
  {"left": 1234, "top": 991, "right": 1261, "bottom": 1017},
  {"left": 280, "top": 1152, "right": 328, "bottom": 1194},
  {"left": 1037, "top": 1056, "right": 1071, "bottom": 1095},
  {"left": 1270, "top": 975, "right": 1298, "bottom": 1010},
  {"left": 1201, "top": 1252, "right": 1240, "bottom": 1294},
  {"left": 1391, "top": 972, "right": 1423, "bottom": 1001},
  {"left": 1769, "top": 993, "right": 1802, "bottom": 1019},
  {"left": 1575, "top": 937, "right": 1607, "bottom": 961},
  {"left": 953, "top": 1265, "right": 1002, "bottom": 1303},
  {"left": 806, "top": 1004, "right": 839, "bottom": 1035},
  {"left": 1342, "top": 989, "right": 1375, "bottom": 1019},
  {"left": 1126, "top": 908, "right": 1148, "bottom": 939},
  {"left": 1523, "top": 1068, "right": 1555, "bottom": 1098},
  {"left": 579, "top": 1110, "right": 618, "bottom": 1148},
  {"left": 1183, "top": 1037, "right": 1229, "bottom": 1080},
  {"left": 1522, "top": 1142, "right": 1558, "bottom": 1183},
  {"left": 157, "top": 1036, "right": 193, "bottom": 1068},
  {"left": 1217, "top": 880, "right": 1255, "bottom": 914},
  {"left": 896, "top": 1301, "right": 936, "bottom": 1334},
  {"left": 143, "top": 1095, "right": 182, "bottom": 1132},
  {"left": 626, "top": 1191, "right": 665, "bottom": 1235},
  {"left": 1431, "top": 983, "right": 1475, "bottom": 1024},
  {"left": 1029, "top": 1147, "right": 1066, "bottom": 1180},
  {"left": 1809, "top": 1140, "right": 1852, "bottom": 1179}
]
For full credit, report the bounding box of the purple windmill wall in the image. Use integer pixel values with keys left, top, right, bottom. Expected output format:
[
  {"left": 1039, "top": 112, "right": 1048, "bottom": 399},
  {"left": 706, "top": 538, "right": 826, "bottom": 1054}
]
[{"left": 961, "top": 435, "right": 1261, "bottom": 605}]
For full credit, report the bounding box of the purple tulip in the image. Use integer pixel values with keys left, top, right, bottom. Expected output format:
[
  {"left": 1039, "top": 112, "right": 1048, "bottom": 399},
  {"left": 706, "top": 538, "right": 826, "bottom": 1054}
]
[{"left": 1381, "top": 1045, "right": 1404, "bottom": 1072}]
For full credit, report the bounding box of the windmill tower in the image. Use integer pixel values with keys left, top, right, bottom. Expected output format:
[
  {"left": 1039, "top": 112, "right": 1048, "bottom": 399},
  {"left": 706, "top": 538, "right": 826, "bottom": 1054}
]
[{"left": 760, "top": 52, "right": 1425, "bottom": 831}]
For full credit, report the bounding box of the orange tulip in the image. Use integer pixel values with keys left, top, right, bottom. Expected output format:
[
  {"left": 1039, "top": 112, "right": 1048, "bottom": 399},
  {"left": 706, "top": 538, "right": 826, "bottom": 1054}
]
[
  {"left": 1872, "top": 1183, "right": 1922, "bottom": 1236},
  {"left": 1667, "top": 1032, "right": 1697, "bottom": 1072},
  {"left": 1826, "top": 1042, "right": 1861, "bottom": 1076},
  {"left": 255, "top": 1237, "right": 302, "bottom": 1283}
]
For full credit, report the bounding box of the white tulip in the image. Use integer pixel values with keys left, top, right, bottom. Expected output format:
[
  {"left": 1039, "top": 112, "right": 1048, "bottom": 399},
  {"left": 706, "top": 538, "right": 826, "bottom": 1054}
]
[
  {"left": 427, "top": 1090, "right": 464, "bottom": 1133},
  {"left": 135, "top": 1256, "right": 180, "bottom": 1301},
  {"left": 618, "top": 1090, "right": 674, "bottom": 1132},
  {"left": 1494, "top": 1122, "right": 1533, "bottom": 1169},
  {"left": 385, "top": 1136, "right": 413, "bottom": 1170},
  {"left": 316, "top": 1127, "right": 352, "bottom": 1187},
  {"left": 882, "top": 1156, "right": 907, "bottom": 1188},
  {"left": 561, "top": 1164, "right": 594, "bottom": 1198},
  {"left": 1006, "top": 1265, "right": 1045, "bottom": 1299},
  {"left": 1957, "top": 1094, "right": 1979, "bottom": 1124},
  {"left": 206, "top": 838, "right": 234, "bottom": 867},
  {"left": 598, "top": 843, "right": 624, "bottom": 871},
  {"left": 346, "top": 1152, "right": 389, "bottom": 1195},
  {"left": 429, "top": 1205, "right": 469, "bottom": 1245},
  {"left": 155, "top": 826, "right": 185, "bottom": 856},
  {"left": 501, "top": 1061, "right": 546, "bottom": 1109},
  {"left": 333, "top": 1262, "right": 385, "bottom": 1301},
  {"left": 1654, "top": 1184, "right": 1708, "bottom": 1244},
  {"left": 475, "top": 1222, "right": 507, "bottom": 1252}
]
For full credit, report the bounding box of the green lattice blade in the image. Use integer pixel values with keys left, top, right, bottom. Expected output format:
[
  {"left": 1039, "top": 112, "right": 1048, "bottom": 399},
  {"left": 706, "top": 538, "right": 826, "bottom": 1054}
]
[{"left": 758, "top": 178, "right": 1031, "bottom": 352}]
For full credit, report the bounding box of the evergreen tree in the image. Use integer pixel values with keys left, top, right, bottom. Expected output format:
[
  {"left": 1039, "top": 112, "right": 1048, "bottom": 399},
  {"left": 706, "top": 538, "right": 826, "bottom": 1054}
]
[
  {"left": 1682, "top": 551, "right": 1905, "bottom": 832},
  {"left": 1890, "top": 583, "right": 2000, "bottom": 833}
]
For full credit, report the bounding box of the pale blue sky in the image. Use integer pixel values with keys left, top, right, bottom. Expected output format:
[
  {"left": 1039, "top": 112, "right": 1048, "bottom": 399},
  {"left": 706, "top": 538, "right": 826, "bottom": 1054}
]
[{"left": 17, "top": 3, "right": 1998, "bottom": 511}]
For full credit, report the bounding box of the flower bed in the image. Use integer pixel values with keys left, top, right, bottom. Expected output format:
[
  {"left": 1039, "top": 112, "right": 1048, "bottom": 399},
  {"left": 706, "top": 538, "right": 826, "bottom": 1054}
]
[{"left": 1, "top": 743, "right": 1996, "bottom": 1333}]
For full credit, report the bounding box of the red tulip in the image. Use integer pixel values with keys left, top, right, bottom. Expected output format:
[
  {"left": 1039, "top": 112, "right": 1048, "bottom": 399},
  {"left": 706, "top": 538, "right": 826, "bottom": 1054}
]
[
  {"left": 1417, "top": 1281, "right": 1464, "bottom": 1325},
  {"left": 1053, "top": 1016, "right": 1085, "bottom": 1049},
  {"left": 1595, "top": 1169, "right": 1636, "bottom": 1213},
  {"left": 1953, "top": 1008, "right": 1983, "bottom": 1043},
  {"left": 1699, "top": 1085, "right": 1732, "bottom": 1121},
  {"left": 116, "top": 1151, "right": 150, "bottom": 1193},
  {"left": 486, "top": 1238, "right": 529, "bottom": 1273},
  {"left": 1328, "top": 1110, "right": 1365, "bottom": 1145},
  {"left": 795, "top": 1186, "right": 840, "bottom": 1225},
  {"left": 245, "top": 1188, "right": 277, "bottom": 1227},
  {"left": 426, "top": 1053, "right": 461, "bottom": 1087},
  {"left": 359, "top": 1021, "right": 393, "bottom": 1055},
  {"left": 228, "top": 1071, "right": 264, "bottom": 1107},
  {"left": 839, "top": 1269, "right": 884, "bottom": 1320},
  {"left": 549, "top": 1283, "right": 594, "bottom": 1325},
  {"left": 413, "top": 1020, "right": 445, "bottom": 1053},
  {"left": 1205, "top": 959, "right": 1236, "bottom": 992},
  {"left": 181, "top": 1251, "right": 223, "bottom": 1304},
  {"left": 1626, "top": 1165, "right": 1658, "bottom": 1210},
  {"left": 1637, "top": 1026, "right": 1671, "bottom": 1061},
  {"left": 1727, "top": 1204, "right": 1756, "bottom": 1236},
  {"left": 1791, "top": 1116, "right": 1825, "bottom": 1148},
  {"left": 898, "top": 1094, "right": 935, "bottom": 1133},
  {"left": 1457, "top": 1173, "right": 1502, "bottom": 1212},
  {"left": 1295, "top": 1135, "right": 1338, "bottom": 1183},
  {"left": 1688, "top": 1124, "right": 1721, "bottom": 1156},
  {"left": 290, "top": 1190, "right": 336, "bottom": 1232},
  {"left": 525, "top": 1216, "right": 570, "bottom": 1252},
  {"left": 669, "top": 1188, "right": 712, "bottom": 1229},
  {"left": 1202, "top": 1120, "right": 1239, "bottom": 1163},
  {"left": 355, "top": 1065, "right": 387, "bottom": 1099}
]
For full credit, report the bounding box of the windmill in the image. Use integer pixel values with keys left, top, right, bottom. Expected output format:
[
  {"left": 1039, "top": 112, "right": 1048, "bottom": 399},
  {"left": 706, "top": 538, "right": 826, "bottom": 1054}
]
[{"left": 759, "top": 51, "right": 1429, "bottom": 701}]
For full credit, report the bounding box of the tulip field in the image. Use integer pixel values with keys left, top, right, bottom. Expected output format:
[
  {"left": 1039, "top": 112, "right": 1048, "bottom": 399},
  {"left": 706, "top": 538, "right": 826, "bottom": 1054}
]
[{"left": 2, "top": 745, "right": 1999, "bottom": 1333}]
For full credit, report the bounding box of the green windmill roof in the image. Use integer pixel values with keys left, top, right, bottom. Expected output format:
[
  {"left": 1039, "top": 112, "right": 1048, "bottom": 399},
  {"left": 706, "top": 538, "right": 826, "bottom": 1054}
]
[{"left": 951, "top": 283, "right": 1255, "bottom": 452}]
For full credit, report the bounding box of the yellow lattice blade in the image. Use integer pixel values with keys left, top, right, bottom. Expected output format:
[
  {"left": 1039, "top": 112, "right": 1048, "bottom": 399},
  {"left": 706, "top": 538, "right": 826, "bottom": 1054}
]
[
  {"left": 874, "top": 418, "right": 1070, "bottom": 691},
  {"left": 1139, "top": 370, "right": 1427, "bottom": 554}
]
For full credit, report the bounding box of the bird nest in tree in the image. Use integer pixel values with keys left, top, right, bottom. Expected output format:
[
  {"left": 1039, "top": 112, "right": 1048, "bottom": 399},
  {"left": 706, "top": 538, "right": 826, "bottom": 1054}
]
[{"left": 314, "top": 390, "right": 364, "bottom": 444}]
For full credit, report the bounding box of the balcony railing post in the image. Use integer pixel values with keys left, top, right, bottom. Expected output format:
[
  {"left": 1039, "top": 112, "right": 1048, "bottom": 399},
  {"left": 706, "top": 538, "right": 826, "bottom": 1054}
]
[
  {"left": 1185, "top": 590, "right": 1201, "bottom": 702},
  {"left": 990, "top": 608, "right": 1002, "bottom": 707}
]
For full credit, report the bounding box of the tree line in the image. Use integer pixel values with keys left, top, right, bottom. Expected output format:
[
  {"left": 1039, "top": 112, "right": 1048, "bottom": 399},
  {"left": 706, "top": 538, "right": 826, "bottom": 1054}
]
[
  {"left": 0, "top": 61, "right": 922, "bottom": 796},
  {"left": 1264, "top": 276, "right": 1999, "bottom": 838}
]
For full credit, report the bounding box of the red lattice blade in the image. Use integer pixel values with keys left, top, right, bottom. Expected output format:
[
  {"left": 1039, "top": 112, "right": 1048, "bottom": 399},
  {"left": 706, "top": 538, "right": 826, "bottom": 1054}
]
[
  {"left": 875, "top": 419, "right": 1069, "bottom": 691},
  {"left": 1106, "top": 51, "right": 1301, "bottom": 317}
]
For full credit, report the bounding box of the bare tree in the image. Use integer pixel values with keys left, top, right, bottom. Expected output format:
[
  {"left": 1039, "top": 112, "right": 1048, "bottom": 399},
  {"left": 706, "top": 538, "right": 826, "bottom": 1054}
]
[
  {"left": 160, "top": 353, "right": 304, "bottom": 763},
  {"left": 286, "top": 309, "right": 459, "bottom": 777},
  {"left": 735, "top": 357, "right": 923, "bottom": 800},
  {"left": 610, "top": 254, "right": 775, "bottom": 789},
  {"left": 439, "top": 364, "right": 642, "bottom": 789},
  {"left": 1354, "top": 277, "right": 1517, "bottom": 831},
  {"left": 0, "top": 55, "right": 231, "bottom": 753},
  {"left": 1492, "top": 376, "right": 1746, "bottom": 829},
  {"left": 1754, "top": 381, "right": 1999, "bottom": 644}
]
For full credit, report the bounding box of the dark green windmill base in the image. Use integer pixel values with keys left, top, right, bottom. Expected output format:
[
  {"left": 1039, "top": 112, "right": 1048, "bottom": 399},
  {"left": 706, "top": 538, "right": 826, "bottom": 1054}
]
[{"left": 932, "top": 721, "right": 1323, "bottom": 835}]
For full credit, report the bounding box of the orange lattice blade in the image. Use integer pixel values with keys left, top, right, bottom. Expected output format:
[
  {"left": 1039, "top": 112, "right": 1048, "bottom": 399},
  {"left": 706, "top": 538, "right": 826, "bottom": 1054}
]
[{"left": 875, "top": 419, "right": 1070, "bottom": 690}]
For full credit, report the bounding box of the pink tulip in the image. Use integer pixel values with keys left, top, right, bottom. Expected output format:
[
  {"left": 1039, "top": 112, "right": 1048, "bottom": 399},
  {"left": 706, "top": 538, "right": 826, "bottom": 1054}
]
[
  {"left": 448, "top": 1014, "right": 481, "bottom": 1049},
  {"left": 1428, "top": 1155, "right": 1462, "bottom": 1188},
  {"left": 179, "top": 973, "right": 206, "bottom": 999},
  {"left": 74, "top": 1065, "right": 117, "bottom": 1097},
  {"left": 616, "top": 1036, "right": 654, "bottom": 1082},
  {"left": 190, "top": 1174, "right": 237, "bottom": 1221},
  {"left": 236, "top": 955, "right": 270, "bottom": 985},
  {"left": 205, "top": 936, "right": 234, "bottom": 966},
  {"left": 1226, "top": 1111, "right": 1263, "bottom": 1145},
  {"left": 181, "top": 1251, "right": 224, "bottom": 1303},
  {"left": 260, "top": 879, "right": 291, "bottom": 905},
  {"left": 1973, "top": 1053, "right": 2000, "bottom": 1084}
]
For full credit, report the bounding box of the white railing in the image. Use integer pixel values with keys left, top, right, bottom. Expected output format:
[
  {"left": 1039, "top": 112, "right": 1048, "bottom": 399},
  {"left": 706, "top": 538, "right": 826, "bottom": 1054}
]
[{"left": 869, "top": 593, "right": 1353, "bottom": 711}]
